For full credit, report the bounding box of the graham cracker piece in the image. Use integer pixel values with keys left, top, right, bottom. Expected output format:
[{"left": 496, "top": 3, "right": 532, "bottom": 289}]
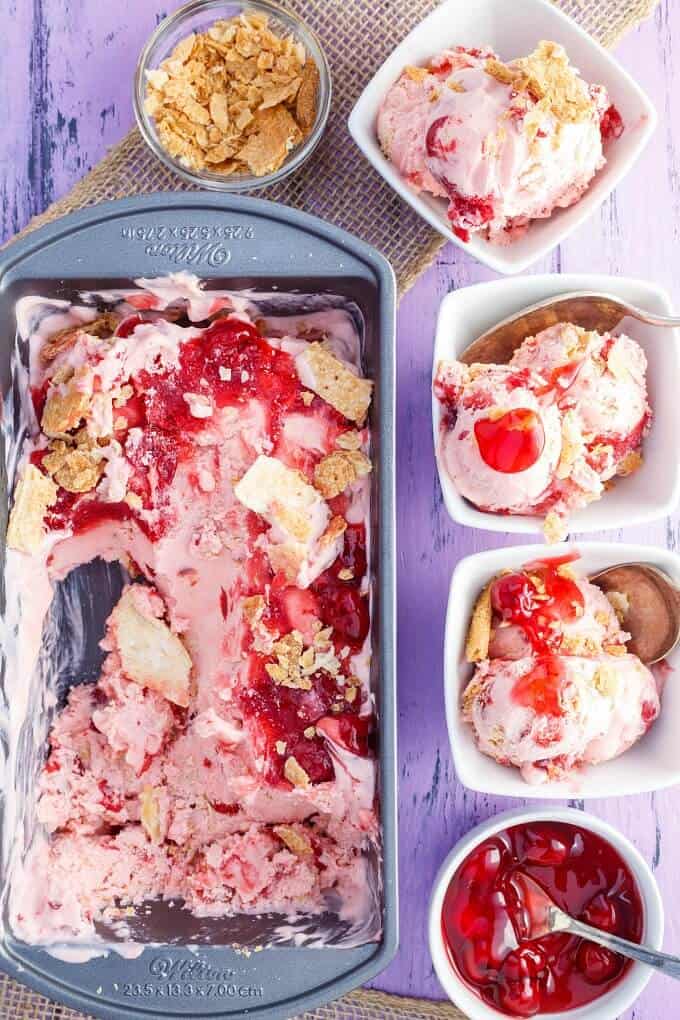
[
  {"left": 6, "top": 464, "right": 58, "bottom": 554},
  {"left": 139, "top": 786, "right": 163, "bottom": 843},
  {"left": 242, "top": 594, "right": 265, "bottom": 626},
  {"left": 299, "top": 344, "right": 373, "bottom": 424},
  {"left": 335, "top": 430, "right": 363, "bottom": 451},
  {"left": 485, "top": 58, "right": 516, "bottom": 85},
  {"left": 404, "top": 65, "right": 430, "bottom": 84},
  {"left": 515, "top": 41, "right": 593, "bottom": 125},
  {"left": 465, "top": 582, "right": 493, "bottom": 663},
  {"left": 265, "top": 631, "right": 312, "bottom": 691},
  {"left": 485, "top": 42, "right": 594, "bottom": 145},
  {"left": 273, "top": 824, "right": 313, "bottom": 855},
  {"left": 40, "top": 313, "right": 119, "bottom": 365},
  {"left": 268, "top": 542, "right": 305, "bottom": 582},
  {"left": 112, "top": 589, "right": 193, "bottom": 708},
  {"left": 284, "top": 755, "right": 311, "bottom": 789},
  {"left": 618, "top": 450, "right": 643, "bottom": 477},
  {"left": 313, "top": 450, "right": 371, "bottom": 499},
  {"left": 41, "top": 384, "right": 91, "bottom": 437},
  {"left": 238, "top": 106, "right": 302, "bottom": 176},
  {"left": 234, "top": 455, "right": 326, "bottom": 545},
  {"left": 543, "top": 510, "right": 567, "bottom": 544},
  {"left": 319, "top": 514, "right": 347, "bottom": 547},
  {"left": 43, "top": 441, "right": 104, "bottom": 493},
  {"left": 296, "top": 60, "right": 319, "bottom": 134}
]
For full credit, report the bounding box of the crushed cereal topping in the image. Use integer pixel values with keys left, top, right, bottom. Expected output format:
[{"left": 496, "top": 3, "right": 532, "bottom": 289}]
[
  {"left": 314, "top": 450, "right": 371, "bottom": 500},
  {"left": 485, "top": 42, "right": 595, "bottom": 142},
  {"left": 40, "top": 314, "right": 119, "bottom": 365},
  {"left": 273, "top": 824, "right": 313, "bottom": 855},
  {"left": 144, "top": 12, "right": 319, "bottom": 177},
  {"left": 284, "top": 755, "right": 311, "bottom": 789}
]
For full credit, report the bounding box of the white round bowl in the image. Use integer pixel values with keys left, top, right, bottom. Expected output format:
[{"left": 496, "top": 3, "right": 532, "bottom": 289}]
[{"left": 428, "top": 806, "right": 664, "bottom": 1020}]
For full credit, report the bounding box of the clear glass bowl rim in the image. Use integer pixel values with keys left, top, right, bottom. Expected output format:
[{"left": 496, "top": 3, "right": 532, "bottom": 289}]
[{"left": 133, "top": 0, "right": 333, "bottom": 191}]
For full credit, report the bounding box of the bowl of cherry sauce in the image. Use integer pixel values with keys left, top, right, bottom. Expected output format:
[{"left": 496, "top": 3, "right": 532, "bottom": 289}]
[{"left": 428, "top": 807, "right": 663, "bottom": 1019}]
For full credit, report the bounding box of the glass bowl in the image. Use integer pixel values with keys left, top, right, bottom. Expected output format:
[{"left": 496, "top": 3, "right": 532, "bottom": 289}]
[{"left": 133, "top": 0, "right": 332, "bottom": 191}]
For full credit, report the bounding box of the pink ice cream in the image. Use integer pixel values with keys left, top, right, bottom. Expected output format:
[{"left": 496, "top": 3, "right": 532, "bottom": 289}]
[
  {"left": 377, "top": 42, "right": 623, "bottom": 243},
  {"left": 434, "top": 321, "right": 651, "bottom": 541},
  {"left": 462, "top": 554, "right": 660, "bottom": 785},
  {"left": 5, "top": 275, "right": 378, "bottom": 943}
]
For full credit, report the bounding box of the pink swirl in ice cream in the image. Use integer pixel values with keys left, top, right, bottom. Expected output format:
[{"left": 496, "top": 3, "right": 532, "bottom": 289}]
[
  {"left": 462, "top": 553, "right": 660, "bottom": 784},
  {"left": 5, "top": 275, "right": 379, "bottom": 943},
  {"left": 434, "top": 322, "right": 651, "bottom": 541},
  {"left": 377, "top": 42, "right": 623, "bottom": 243}
]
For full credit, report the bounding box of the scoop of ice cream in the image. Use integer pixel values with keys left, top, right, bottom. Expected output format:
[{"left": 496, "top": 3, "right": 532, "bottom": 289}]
[
  {"left": 435, "top": 321, "right": 650, "bottom": 539},
  {"left": 436, "top": 361, "right": 562, "bottom": 512},
  {"left": 378, "top": 42, "right": 616, "bottom": 243},
  {"left": 510, "top": 323, "right": 649, "bottom": 443},
  {"left": 462, "top": 652, "right": 659, "bottom": 784},
  {"left": 462, "top": 555, "right": 660, "bottom": 784},
  {"left": 488, "top": 571, "right": 629, "bottom": 660}
]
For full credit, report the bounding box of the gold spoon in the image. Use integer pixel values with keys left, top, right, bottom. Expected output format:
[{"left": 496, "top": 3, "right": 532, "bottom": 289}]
[
  {"left": 589, "top": 563, "right": 680, "bottom": 665},
  {"left": 460, "top": 290, "right": 680, "bottom": 366}
]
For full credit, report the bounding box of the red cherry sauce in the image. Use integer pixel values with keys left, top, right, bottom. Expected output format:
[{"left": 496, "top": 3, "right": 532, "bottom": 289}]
[
  {"left": 491, "top": 554, "right": 585, "bottom": 715},
  {"left": 442, "top": 821, "right": 643, "bottom": 1016},
  {"left": 39, "top": 316, "right": 342, "bottom": 539},
  {"left": 535, "top": 357, "right": 587, "bottom": 399},
  {"left": 491, "top": 554, "right": 584, "bottom": 655},
  {"left": 474, "top": 408, "right": 546, "bottom": 474},
  {"left": 600, "top": 103, "right": 624, "bottom": 142},
  {"left": 261, "top": 524, "right": 369, "bottom": 655},
  {"left": 588, "top": 405, "right": 650, "bottom": 474},
  {"left": 238, "top": 523, "right": 372, "bottom": 787},
  {"left": 115, "top": 314, "right": 145, "bottom": 338},
  {"left": 442, "top": 182, "right": 495, "bottom": 242},
  {"left": 240, "top": 662, "right": 368, "bottom": 787},
  {"left": 426, "top": 116, "right": 458, "bottom": 159}
]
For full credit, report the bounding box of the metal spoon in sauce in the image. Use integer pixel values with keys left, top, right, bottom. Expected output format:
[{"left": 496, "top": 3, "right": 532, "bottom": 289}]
[
  {"left": 459, "top": 291, "right": 680, "bottom": 366},
  {"left": 506, "top": 871, "right": 680, "bottom": 979},
  {"left": 589, "top": 563, "right": 680, "bottom": 665}
]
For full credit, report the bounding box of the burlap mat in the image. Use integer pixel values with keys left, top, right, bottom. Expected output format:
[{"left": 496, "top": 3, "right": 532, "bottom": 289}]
[
  {"left": 0, "top": 0, "right": 659, "bottom": 1017},
  {"left": 0, "top": 977, "right": 467, "bottom": 1020},
  {"left": 5, "top": 0, "right": 660, "bottom": 296}
]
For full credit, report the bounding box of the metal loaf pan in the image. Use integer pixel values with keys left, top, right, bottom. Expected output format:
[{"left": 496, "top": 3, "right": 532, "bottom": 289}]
[{"left": 0, "top": 194, "right": 397, "bottom": 1019}]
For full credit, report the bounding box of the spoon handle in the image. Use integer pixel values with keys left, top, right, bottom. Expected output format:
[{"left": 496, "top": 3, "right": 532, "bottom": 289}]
[
  {"left": 633, "top": 310, "right": 680, "bottom": 329},
  {"left": 565, "top": 915, "right": 680, "bottom": 979}
]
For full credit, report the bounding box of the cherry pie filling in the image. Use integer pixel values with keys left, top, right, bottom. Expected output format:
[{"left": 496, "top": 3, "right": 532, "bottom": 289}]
[{"left": 442, "top": 821, "right": 643, "bottom": 1016}]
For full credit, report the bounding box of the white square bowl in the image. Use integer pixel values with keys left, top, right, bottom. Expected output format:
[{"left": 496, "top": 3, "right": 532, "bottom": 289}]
[
  {"left": 445, "top": 541, "right": 680, "bottom": 799},
  {"left": 432, "top": 273, "right": 680, "bottom": 536},
  {"left": 348, "top": 0, "right": 657, "bottom": 275}
]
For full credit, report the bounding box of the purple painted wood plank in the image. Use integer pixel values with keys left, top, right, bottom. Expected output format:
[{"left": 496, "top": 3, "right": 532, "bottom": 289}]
[{"left": 1, "top": 2, "right": 679, "bottom": 1018}]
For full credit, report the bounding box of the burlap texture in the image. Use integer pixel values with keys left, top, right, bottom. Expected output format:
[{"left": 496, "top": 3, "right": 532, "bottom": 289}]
[
  {"left": 0, "top": 0, "right": 658, "bottom": 1017},
  {"left": 0, "top": 976, "right": 470, "bottom": 1019},
  {"left": 6, "top": 0, "right": 660, "bottom": 296}
]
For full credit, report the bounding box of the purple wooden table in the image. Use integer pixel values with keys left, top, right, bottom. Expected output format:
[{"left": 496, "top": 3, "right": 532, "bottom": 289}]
[{"left": 2, "top": 2, "right": 679, "bottom": 1017}]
